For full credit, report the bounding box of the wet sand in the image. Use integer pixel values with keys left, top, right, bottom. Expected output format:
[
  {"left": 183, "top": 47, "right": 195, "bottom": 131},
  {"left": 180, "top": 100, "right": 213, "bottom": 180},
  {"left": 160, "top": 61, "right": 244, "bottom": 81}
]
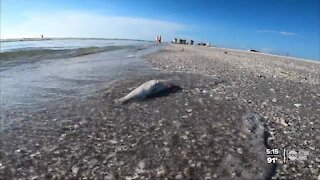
[{"left": 1, "top": 44, "right": 319, "bottom": 179}]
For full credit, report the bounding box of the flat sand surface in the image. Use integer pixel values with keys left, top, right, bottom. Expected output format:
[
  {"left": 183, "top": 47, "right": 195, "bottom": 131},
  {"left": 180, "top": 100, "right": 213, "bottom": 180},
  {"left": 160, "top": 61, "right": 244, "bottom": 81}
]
[{"left": 1, "top": 44, "right": 319, "bottom": 179}]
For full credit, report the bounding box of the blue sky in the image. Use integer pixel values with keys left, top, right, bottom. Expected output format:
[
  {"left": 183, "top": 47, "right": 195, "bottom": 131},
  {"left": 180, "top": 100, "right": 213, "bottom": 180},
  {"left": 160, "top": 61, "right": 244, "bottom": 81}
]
[{"left": 1, "top": 0, "right": 319, "bottom": 60}]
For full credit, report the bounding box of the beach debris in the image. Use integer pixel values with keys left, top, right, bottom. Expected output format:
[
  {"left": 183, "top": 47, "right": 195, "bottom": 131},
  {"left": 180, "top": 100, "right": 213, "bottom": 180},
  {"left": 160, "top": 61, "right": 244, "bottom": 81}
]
[
  {"left": 280, "top": 118, "right": 289, "bottom": 126},
  {"left": 181, "top": 135, "right": 188, "bottom": 140},
  {"left": 156, "top": 166, "right": 166, "bottom": 177},
  {"left": 115, "top": 80, "right": 180, "bottom": 104},
  {"left": 136, "top": 161, "right": 146, "bottom": 174},
  {"left": 239, "top": 132, "right": 247, "bottom": 139},
  {"left": 175, "top": 172, "right": 183, "bottom": 179},
  {"left": 108, "top": 139, "right": 118, "bottom": 144},
  {"left": 258, "top": 74, "right": 267, "bottom": 78},
  {"left": 272, "top": 98, "right": 277, "bottom": 103},
  {"left": 294, "top": 103, "right": 302, "bottom": 107},
  {"left": 201, "top": 89, "right": 208, "bottom": 94},
  {"left": 182, "top": 115, "right": 188, "bottom": 119},
  {"left": 72, "top": 166, "right": 79, "bottom": 176}
]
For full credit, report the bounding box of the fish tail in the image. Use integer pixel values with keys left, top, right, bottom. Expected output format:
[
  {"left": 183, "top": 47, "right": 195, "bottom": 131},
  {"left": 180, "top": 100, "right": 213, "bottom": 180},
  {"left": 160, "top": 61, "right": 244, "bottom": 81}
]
[{"left": 115, "top": 97, "right": 127, "bottom": 105}]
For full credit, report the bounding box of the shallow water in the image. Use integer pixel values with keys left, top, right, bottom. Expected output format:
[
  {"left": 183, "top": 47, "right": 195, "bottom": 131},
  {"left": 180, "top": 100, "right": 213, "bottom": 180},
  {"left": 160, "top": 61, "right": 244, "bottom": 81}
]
[{"left": 0, "top": 40, "right": 160, "bottom": 111}]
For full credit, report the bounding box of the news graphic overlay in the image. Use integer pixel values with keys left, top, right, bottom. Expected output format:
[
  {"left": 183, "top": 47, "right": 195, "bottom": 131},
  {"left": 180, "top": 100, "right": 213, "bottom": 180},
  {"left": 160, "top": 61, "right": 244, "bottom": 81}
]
[{"left": 266, "top": 148, "right": 310, "bottom": 164}]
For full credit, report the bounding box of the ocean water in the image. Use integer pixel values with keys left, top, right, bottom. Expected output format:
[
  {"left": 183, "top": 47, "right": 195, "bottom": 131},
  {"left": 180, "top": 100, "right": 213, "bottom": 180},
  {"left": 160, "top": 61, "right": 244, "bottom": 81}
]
[
  {"left": 0, "top": 38, "right": 150, "bottom": 52},
  {"left": 0, "top": 38, "right": 159, "bottom": 111},
  {"left": 0, "top": 39, "right": 153, "bottom": 66}
]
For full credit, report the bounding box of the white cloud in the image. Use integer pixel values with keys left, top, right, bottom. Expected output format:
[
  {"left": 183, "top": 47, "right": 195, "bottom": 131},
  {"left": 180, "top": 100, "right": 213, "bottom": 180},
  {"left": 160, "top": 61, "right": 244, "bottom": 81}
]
[
  {"left": 279, "top": 31, "right": 297, "bottom": 36},
  {"left": 257, "top": 30, "right": 298, "bottom": 36},
  {"left": 1, "top": 11, "right": 188, "bottom": 41}
]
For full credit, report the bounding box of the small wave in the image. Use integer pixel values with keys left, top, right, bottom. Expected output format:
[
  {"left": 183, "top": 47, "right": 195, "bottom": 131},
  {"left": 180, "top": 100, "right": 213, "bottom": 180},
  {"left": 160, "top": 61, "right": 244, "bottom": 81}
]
[{"left": 0, "top": 46, "right": 132, "bottom": 61}]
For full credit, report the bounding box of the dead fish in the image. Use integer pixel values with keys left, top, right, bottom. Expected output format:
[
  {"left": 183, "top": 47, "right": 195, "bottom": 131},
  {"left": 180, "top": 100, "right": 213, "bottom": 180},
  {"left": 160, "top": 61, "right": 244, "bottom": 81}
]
[{"left": 115, "top": 80, "right": 177, "bottom": 104}]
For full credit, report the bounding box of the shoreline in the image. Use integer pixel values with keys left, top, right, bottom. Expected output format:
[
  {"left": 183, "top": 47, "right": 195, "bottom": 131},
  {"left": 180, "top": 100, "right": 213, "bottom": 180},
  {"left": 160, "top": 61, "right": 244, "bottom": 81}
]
[
  {"left": 1, "top": 44, "right": 319, "bottom": 179},
  {"left": 2, "top": 37, "right": 318, "bottom": 62}
]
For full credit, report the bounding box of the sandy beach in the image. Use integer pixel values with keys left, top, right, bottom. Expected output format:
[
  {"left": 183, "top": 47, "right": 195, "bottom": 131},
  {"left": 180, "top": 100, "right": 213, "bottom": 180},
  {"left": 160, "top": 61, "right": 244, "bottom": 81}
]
[
  {"left": 1, "top": 44, "right": 319, "bottom": 179},
  {"left": 145, "top": 44, "right": 320, "bottom": 179}
]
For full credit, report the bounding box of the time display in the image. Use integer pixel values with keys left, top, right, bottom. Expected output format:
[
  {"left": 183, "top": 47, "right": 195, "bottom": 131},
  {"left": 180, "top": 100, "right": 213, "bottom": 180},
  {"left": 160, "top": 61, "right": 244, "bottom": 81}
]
[{"left": 266, "top": 148, "right": 279, "bottom": 155}]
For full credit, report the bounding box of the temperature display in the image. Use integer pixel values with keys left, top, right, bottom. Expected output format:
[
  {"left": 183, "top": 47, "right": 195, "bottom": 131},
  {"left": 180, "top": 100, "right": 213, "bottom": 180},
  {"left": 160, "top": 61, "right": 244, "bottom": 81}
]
[{"left": 267, "top": 157, "right": 278, "bottom": 164}]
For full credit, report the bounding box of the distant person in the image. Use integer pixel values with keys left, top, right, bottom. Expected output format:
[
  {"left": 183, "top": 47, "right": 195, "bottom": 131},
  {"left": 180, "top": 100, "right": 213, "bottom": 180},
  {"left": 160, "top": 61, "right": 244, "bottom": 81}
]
[{"left": 155, "top": 35, "right": 161, "bottom": 44}]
